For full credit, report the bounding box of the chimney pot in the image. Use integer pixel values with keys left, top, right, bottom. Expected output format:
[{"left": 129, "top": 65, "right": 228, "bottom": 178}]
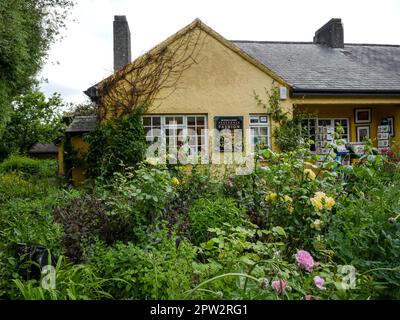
[
  {"left": 113, "top": 15, "right": 131, "bottom": 72},
  {"left": 313, "top": 18, "right": 344, "bottom": 48}
]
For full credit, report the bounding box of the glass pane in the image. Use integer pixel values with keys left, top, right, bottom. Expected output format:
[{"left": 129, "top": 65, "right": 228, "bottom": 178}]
[
  {"left": 142, "top": 117, "right": 151, "bottom": 126},
  {"left": 187, "top": 117, "right": 196, "bottom": 126},
  {"left": 175, "top": 116, "right": 183, "bottom": 125},
  {"left": 260, "top": 127, "right": 268, "bottom": 136},
  {"left": 153, "top": 117, "right": 161, "bottom": 126},
  {"left": 166, "top": 116, "right": 174, "bottom": 124},
  {"left": 196, "top": 117, "right": 205, "bottom": 126},
  {"left": 250, "top": 116, "right": 259, "bottom": 124}
]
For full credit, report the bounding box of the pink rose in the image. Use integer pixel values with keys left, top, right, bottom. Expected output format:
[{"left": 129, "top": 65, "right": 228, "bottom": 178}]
[
  {"left": 313, "top": 276, "right": 326, "bottom": 290},
  {"left": 272, "top": 279, "right": 287, "bottom": 294},
  {"left": 295, "top": 250, "right": 315, "bottom": 272}
]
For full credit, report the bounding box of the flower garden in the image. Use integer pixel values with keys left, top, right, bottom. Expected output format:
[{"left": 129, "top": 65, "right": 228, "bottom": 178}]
[{"left": 0, "top": 143, "right": 399, "bottom": 300}]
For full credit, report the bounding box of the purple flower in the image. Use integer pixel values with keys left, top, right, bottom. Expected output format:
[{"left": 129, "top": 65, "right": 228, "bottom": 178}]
[
  {"left": 313, "top": 276, "right": 326, "bottom": 290},
  {"left": 271, "top": 279, "right": 287, "bottom": 294},
  {"left": 295, "top": 250, "right": 315, "bottom": 272}
]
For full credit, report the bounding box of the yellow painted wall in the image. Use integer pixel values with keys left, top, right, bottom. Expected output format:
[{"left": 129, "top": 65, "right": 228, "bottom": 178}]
[
  {"left": 57, "top": 142, "right": 64, "bottom": 175},
  {"left": 70, "top": 136, "right": 90, "bottom": 186},
  {"left": 144, "top": 28, "right": 291, "bottom": 153}
]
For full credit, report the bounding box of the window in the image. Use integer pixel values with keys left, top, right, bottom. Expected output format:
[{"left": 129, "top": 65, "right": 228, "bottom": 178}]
[
  {"left": 142, "top": 115, "right": 207, "bottom": 155},
  {"left": 317, "top": 118, "right": 349, "bottom": 141},
  {"left": 302, "top": 118, "right": 349, "bottom": 154},
  {"left": 250, "top": 115, "right": 270, "bottom": 150}
]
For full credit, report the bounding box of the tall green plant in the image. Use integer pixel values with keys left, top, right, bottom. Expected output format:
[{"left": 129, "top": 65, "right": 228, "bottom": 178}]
[
  {"left": 85, "top": 113, "right": 147, "bottom": 178},
  {"left": 254, "top": 86, "right": 312, "bottom": 151}
]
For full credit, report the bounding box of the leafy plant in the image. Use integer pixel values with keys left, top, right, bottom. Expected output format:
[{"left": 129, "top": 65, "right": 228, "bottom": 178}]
[
  {"left": 0, "top": 155, "right": 57, "bottom": 177},
  {"left": 87, "top": 229, "right": 196, "bottom": 299},
  {"left": 53, "top": 192, "right": 133, "bottom": 262},
  {"left": 12, "top": 255, "right": 115, "bottom": 300},
  {"left": 188, "top": 196, "right": 250, "bottom": 245},
  {"left": 85, "top": 113, "right": 147, "bottom": 178},
  {"left": 327, "top": 185, "right": 400, "bottom": 298}
]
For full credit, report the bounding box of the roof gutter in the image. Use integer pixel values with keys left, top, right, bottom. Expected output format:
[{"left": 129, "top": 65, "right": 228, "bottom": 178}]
[{"left": 291, "top": 89, "right": 400, "bottom": 98}]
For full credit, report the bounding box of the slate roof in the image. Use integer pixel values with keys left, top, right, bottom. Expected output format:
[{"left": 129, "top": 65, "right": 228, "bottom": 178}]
[
  {"left": 232, "top": 41, "right": 400, "bottom": 94},
  {"left": 28, "top": 143, "right": 58, "bottom": 154},
  {"left": 66, "top": 116, "right": 98, "bottom": 133}
]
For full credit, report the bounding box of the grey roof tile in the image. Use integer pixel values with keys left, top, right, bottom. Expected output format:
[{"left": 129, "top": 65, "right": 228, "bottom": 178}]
[
  {"left": 231, "top": 41, "right": 400, "bottom": 92},
  {"left": 66, "top": 116, "right": 98, "bottom": 133},
  {"left": 28, "top": 143, "right": 58, "bottom": 154}
]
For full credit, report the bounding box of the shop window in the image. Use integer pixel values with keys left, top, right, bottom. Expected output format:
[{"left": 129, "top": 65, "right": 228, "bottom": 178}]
[{"left": 142, "top": 115, "right": 207, "bottom": 155}]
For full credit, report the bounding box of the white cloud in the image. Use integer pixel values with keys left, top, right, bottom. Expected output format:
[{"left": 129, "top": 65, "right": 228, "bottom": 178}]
[{"left": 39, "top": 0, "right": 400, "bottom": 103}]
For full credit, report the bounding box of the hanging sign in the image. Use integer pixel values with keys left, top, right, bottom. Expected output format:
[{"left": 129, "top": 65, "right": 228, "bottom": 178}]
[{"left": 215, "top": 116, "right": 243, "bottom": 130}]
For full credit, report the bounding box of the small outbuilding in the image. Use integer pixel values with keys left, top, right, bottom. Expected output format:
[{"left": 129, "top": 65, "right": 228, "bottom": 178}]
[{"left": 28, "top": 143, "right": 58, "bottom": 159}]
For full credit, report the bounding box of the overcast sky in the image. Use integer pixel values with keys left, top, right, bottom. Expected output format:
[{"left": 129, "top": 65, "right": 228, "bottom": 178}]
[{"left": 39, "top": 0, "right": 400, "bottom": 104}]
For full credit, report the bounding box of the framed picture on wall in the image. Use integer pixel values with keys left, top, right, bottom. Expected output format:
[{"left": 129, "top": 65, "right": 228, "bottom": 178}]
[
  {"left": 378, "top": 140, "right": 389, "bottom": 147},
  {"left": 378, "top": 132, "right": 389, "bottom": 140},
  {"left": 356, "top": 126, "right": 370, "bottom": 142},
  {"left": 355, "top": 108, "right": 371, "bottom": 123},
  {"left": 378, "top": 125, "right": 390, "bottom": 133},
  {"left": 387, "top": 117, "right": 395, "bottom": 137}
]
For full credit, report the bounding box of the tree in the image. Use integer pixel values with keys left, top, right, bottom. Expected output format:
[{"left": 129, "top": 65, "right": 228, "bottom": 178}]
[
  {"left": 64, "top": 101, "right": 97, "bottom": 118},
  {"left": 0, "top": 0, "right": 73, "bottom": 134},
  {"left": 0, "top": 89, "right": 65, "bottom": 159}
]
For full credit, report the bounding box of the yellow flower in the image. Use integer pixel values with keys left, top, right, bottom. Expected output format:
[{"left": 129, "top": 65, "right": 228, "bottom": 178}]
[
  {"left": 311, "top": 219, "right": 322, "bottom": 230},
  {"left": 171, "top": 177, "right": 180, "bottom": 186},
  {"left": 287, "top": 205, "right": 294, "bottom": 213},
  {"left": 265, "top": 192, "right": 278, "bottom": 203},
  {"left": 311, "top": 197, "right": 324, "bottom": 211},
  {"left": 311, "top": 192, "right": 335, "bottom": 211},
  {"left": 304, "top": 168, "right": 316, "bottom": 180},
  {"left": 314, "top": 191, "right": 326, "bottom": 200},
  {"left": 324, "top": 196, "right": 336, "bottom": 210},
  {"left": 283, "top": 195, "right": 293, "bottom": 203}
]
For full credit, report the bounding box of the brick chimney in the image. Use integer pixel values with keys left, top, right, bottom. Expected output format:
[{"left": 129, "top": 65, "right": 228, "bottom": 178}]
[
  {"left": 113, "top": 15, "right": 131, "bottom": 72},
  {"left": 313, "top": 18, "right": 344, "bottom": 48}
]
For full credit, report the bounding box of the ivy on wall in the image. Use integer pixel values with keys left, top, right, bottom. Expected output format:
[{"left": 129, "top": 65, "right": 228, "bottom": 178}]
[{"left": 254, "top": 85, "right": 313, "bottom": 151}]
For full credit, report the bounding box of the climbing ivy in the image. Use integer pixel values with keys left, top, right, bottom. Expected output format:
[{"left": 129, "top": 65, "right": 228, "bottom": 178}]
[{"left": 254, "top": 86, "right": 314, "bottom": 151}]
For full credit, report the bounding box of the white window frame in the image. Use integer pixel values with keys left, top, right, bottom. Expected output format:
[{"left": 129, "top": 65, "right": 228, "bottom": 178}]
[
  {"left": 302, "top": 117, "right": 350, "bottom": 154},
  {"left": 317, "top": 118, "right": 350, "bottom": 142},
  {"left": 142, "top": 115, "right": 208, "bottom": 155},
  {"left": 249, "top": 114, "right": 271, "bottom": 149}
]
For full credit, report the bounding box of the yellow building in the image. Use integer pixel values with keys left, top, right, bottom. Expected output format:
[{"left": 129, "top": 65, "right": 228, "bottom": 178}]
[{"left": 61, "top": 17, "right": 400, "bottom": 184}]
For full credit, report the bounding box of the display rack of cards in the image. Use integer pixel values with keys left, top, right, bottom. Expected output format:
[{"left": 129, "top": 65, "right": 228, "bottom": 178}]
[
  {"left": 377, "top": 125, "right": 390, "bottom": 152},
  {"left": 315, "top": 126, "right": 335, "bottom": 164}
]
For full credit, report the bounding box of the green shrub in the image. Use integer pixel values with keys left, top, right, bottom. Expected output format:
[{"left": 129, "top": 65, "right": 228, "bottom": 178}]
[
  {"left": 103, "top": 165, "right": 176, "bottom": 242},
  {"left": 0, "top": 250, "right": 19, "bottom": 299},
  {"left": 0, "top": 172, "right": 32, "bottom": 202},
  {"left": 0, "top": 155, "right": 56, "bottom": 177},
  {"left": 189, "top": 224, "right": 355, "bottom": 300},
  {"left": 85, "top": 113, "right": 146, "bottom": 178},
  {"left": 87, "top": 229, "right": 196, "bottom": 299},
  {"left": 188, "top": 196, "right": 250, "bottom": 245},
  {"left": 327, "top": 185, "right": 400, "bottom": 299},
  {"left": 0, "top": 198, "right": 63, "bottom": 251}
]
